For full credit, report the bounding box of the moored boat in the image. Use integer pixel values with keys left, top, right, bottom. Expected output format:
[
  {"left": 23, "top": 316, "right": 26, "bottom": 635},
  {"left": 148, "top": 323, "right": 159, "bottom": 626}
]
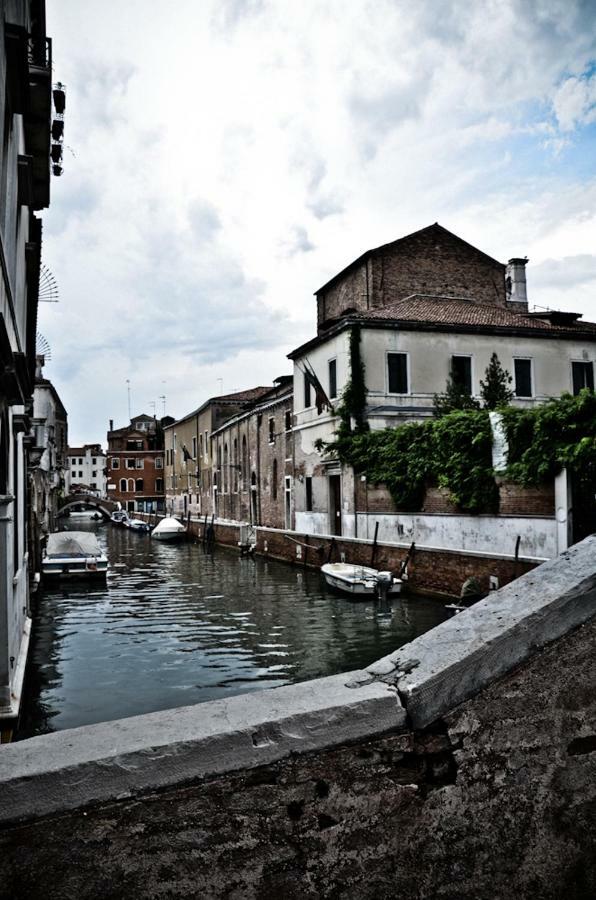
[
  {"left": 127, "top": 518, "right": 151, "bottom": 534},
  {"left": 110, "top": 510, "right": 130, "bottom": 526},
  {"left": 321, "top": 562, "right": 402, "bottom": 598},
  {"left": 150, "top": 516, "right": 186, "bottom": 542},
  {"left": 42, "top": 531, "right": 108, "bottom": 579}
]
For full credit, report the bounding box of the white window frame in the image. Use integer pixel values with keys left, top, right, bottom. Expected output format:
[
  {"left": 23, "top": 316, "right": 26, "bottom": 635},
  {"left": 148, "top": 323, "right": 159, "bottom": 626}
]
[
  {"left": 328, "top": 357, "right": 338, "bottom": 400},
  {"left": 111, "top": 458, "right": 120, "bottom": 470},
  {"left": 155, "top": 457, "right": 163, "bottom": 469},
  {"left": 386, "top": 350, "right": 410, "bottom": 396}
]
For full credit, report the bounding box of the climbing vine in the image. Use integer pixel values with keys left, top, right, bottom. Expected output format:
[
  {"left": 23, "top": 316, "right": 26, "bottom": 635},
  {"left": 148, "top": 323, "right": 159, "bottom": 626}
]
[{"left": 501, "top": 389, "right": 596, "bottom": 485}]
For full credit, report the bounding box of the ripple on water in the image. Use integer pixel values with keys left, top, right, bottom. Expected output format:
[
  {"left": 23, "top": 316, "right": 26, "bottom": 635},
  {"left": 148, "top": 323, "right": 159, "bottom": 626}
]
[{"left": 18, "top": 523, "right": 449, "bottom": 737}]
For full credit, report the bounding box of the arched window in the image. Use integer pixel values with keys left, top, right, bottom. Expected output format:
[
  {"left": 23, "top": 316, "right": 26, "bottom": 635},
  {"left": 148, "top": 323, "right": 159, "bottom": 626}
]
[
  {"left": 223, "top": 443, "right": 228, "bottom": 493},
  {"left": 128, "top": 479, "right": 135, "bottom": 492},
  {"left": 135, "top": 478, "right": 144, "bottom": 492},
  {"left": 119, "top": 478, "right": 127, "bottom": 492},
  {"left": 233, "top": 438, "right": 238, "bottom": 492},
  {"left": 242, "top": 435, "right": 248, "bottom": 486},
  {"left": 272, "top": 459, "right": 278, "bottom": 500}
]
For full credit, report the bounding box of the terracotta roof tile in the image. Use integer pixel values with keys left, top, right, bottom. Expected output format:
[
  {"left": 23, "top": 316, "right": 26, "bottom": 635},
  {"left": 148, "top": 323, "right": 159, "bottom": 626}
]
[{"left": 357, "top": 296, "right": 596, "bottom": 336}]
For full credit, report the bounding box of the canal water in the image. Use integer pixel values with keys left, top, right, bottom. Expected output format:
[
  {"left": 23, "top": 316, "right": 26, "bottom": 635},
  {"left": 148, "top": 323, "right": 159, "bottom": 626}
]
[{"left": 18, "top": 521, "right": 449, "bottom": 738}]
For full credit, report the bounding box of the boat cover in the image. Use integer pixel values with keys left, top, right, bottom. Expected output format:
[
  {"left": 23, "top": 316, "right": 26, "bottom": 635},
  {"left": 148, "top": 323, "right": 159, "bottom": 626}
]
[
  {"left": 46, "top": 532, "right": 103, "bottom": 558},
  {"left": 152, "top": 517, "right": 185, "bottom": 533}
]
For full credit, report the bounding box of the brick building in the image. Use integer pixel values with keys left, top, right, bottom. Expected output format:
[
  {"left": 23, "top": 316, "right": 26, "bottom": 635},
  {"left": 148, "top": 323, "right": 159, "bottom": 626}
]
[
  {"left": 163, "top": 388, "right": 270, "bottom": 519},
  {"left": 210, "top": 377, "right": 293, "bottom": 528},
  {"left": 106, "top": 414, "right": 171, "bottom": 514}
]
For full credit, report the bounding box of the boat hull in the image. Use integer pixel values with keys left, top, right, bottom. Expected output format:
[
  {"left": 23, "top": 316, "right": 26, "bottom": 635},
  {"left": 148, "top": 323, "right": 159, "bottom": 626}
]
[{"left": 321, "top": 563, "right": 402, "bottom": 598}]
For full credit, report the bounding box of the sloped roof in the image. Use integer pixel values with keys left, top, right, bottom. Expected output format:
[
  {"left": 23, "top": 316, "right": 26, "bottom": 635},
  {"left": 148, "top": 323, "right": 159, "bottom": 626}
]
[
  {"left": 357, "top": 295, "right": 596, "bottom": 336},
  {"left": 314, "top": 223, "right": 503, "bottom": 296}
]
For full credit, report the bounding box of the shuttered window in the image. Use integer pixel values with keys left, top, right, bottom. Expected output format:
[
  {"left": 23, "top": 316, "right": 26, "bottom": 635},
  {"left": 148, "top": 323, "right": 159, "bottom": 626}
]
[
  {"left": 572, "top": 361, "right": 594, "bottom": 395},
  {"left": 451, "top": 356, "right": 472, "bottom": 394}
]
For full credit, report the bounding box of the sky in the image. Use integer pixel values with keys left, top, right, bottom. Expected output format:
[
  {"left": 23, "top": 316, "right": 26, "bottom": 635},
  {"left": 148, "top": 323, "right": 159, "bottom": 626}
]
[{"left": 40, "top": 0, "right": 596, "bottom": 446}]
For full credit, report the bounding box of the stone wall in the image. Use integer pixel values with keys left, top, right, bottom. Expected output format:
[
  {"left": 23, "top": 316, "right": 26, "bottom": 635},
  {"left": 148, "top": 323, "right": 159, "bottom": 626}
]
[{"left": 2, "top": 539, "right": 596, "bottom": 899}]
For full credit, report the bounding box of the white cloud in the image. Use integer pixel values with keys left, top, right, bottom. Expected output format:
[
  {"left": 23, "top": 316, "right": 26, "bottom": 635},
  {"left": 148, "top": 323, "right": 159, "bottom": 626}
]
[{"left": 42, "top": 0, "right": 596, "bottom": 444}]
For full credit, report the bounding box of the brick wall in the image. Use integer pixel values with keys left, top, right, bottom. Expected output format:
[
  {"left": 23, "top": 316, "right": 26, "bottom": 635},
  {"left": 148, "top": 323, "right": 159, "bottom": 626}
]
[{"left": 316, "top": 226, "right": 506, "bottom": 333}]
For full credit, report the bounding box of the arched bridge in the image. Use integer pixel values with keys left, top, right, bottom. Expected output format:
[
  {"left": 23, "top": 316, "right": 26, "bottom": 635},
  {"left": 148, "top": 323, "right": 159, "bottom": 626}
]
[{"left": 57, "top": 493, "right": 120, "bottom": 519}]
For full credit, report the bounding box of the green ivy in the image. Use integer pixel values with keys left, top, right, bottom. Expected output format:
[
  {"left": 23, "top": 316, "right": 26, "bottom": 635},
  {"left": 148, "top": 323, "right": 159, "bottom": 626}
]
[{"left": 501, "top": 389, "right": 596, "bottom": 485}]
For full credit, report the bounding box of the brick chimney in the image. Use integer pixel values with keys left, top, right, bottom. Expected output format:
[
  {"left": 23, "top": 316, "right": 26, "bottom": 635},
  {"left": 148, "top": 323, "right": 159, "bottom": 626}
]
[{"left": 506, "top": 258, "right": 529, "bottom": 313}]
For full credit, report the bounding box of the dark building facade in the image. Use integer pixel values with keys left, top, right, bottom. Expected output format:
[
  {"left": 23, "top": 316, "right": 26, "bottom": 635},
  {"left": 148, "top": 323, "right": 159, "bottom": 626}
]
[{"left": 106, "top": 415, "right": 171, "bottom": 514}]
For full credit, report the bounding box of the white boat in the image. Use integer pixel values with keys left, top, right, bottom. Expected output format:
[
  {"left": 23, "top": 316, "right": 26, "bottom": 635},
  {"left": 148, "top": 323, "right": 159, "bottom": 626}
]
[
  {"left": 110, "top": 510, "right": 129, "bottom": 526},
  {"left": 321, "top": 563, "right": 402, "bottom": 598},
  {"left": 42, "top": 531, "right": 108, "bottom": 579},
  {"left": 150, "top": 516, "right": 186, "bottom": 542},
  {"left": 127, "top": 518, "right": 151, "bottom": 534}
]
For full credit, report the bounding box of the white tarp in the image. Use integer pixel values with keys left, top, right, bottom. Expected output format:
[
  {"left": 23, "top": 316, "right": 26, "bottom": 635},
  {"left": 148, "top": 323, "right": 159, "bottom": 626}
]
[{"left": 46, "top": 531, "right": 103, "bottom": 558}]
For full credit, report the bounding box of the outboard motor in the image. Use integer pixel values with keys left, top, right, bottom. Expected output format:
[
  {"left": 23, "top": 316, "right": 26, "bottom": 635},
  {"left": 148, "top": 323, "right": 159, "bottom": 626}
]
[{"left": 376, "top": 570, "right": 393, "bottom": 601}]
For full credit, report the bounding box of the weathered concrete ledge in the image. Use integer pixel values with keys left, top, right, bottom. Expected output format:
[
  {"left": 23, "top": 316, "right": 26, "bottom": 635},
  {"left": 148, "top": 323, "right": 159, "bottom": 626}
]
[
  {"left": 365, "top": 534, "right": 596, "bottom": 729},
  {"left": 0, "top": 671, "right": 404, "bottom": 825}
]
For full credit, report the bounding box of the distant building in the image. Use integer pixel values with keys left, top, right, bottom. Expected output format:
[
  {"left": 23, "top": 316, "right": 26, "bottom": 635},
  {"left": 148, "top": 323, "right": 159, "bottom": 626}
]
[
  {"left": 0, "top": 1, "right": 55, "bottom": 729},
  {"left": 29, "top": 361, "right": 68, "bottom": 570},
  {"left": 163, "top": 388, "right": 271, "bottom": 519},
  {"left": 66, "top": 444, "right": 106, "bottom": 496},
  {"left": 106, "top": 415, "right": 171, "bottom": 513},
  {"left": 289, "top": 223, "right": 596, "bottom": 537}
]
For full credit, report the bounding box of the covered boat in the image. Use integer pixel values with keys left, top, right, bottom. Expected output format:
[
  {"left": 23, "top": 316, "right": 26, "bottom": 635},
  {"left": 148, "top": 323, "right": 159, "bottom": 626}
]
[
  {"left": 150, "top": 516, "right": 186, "bottom": 542},
  {"left": 42, "top": 531, "right": 108, "bottom": 579},
  {"left": 321, "top": 562, "right": 402, "bottom": 598}
]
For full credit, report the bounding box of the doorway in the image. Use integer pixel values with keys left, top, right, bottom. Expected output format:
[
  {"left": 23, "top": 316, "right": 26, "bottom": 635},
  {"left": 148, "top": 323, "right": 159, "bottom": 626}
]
[
  {"left": 328, "top": 474, "right": 342, "bottom": 536},
  {"left": 571, "top": 464, "right": 596, "bottom": 544}
]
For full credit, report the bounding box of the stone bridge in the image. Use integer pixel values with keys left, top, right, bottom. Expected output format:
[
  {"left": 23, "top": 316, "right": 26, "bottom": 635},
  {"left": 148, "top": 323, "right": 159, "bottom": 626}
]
[{"left": 57, "top": 493, "right": 119, "bottom": 519}]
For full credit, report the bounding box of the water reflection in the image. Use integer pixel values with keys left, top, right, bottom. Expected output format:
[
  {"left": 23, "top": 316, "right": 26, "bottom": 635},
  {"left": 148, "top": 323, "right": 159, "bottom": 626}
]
[{"left": 19, "top": 522, "right": 448, "bottom": 737}]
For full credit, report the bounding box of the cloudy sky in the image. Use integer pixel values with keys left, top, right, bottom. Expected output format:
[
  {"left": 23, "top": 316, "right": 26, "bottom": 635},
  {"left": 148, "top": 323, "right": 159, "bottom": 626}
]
[{"left": 41, "top": 0, "right": 596, "bottom": 445}]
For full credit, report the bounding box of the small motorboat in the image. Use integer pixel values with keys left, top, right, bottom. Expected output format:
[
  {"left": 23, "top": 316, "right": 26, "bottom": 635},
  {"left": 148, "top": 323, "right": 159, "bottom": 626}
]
[
  {"left": 42, "top": 531, "right": 108, "bottom": 579},
  {"left": 110, "top": 510, "right": 130, "bottom": 526},
  {"left": 150, "top": 516, "right": 186, "bottom": 542},
  {"left": 321, "top": 563, "right": 402, "bottom": 599},
  {"left": 127, "top": 518, "right": 151, "bottom": 534}
]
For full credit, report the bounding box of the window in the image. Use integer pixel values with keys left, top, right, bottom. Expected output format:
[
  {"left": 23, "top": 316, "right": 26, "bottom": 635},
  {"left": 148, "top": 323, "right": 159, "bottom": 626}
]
[
  {"left": 192, "top": 436, "right": 197, "bottom": 459},
  {"left": 111, "top": 459, "right": 120, "bottom": 469},
  {"left": 119, "top": 478, "right": 127, "bottom": 492},
  {"left": 305, "top": 476, "right": 313, "bottom": 512},
  {"left": 156, "top": 478, "right": 163, "bottom": 492},
  {"left": 199, "top": 434, "right": 203, "bottom": 459},
  {"left": 155, "top": 457, "right": 163, "bottom": 469},
  {"left": 126, "top": 458, "right": 136, "bottom": 469},
  {"left": 126, "top": 440, "right": 143, "bottom": 451},
  {"left": 272, "top": 458, "right": 278, "bottom": 500},
  {"left": 514, "top": 359, "right": 532, "bottom": 398},
  {"left": 92, "top": 470, "right": 97, "bottom": 477},
  {"left": 304, "top": 373, "right": 311, "bottom": 408},
  {"left": 78, "top": 458, "right": 83, "bottom": 465},
  {"left": 78, "top": 471, "right": 83, "bottom": 479},
  {"left": 128, "top": 479, "right": 135, "bottom": 492},
  {"left": 223, "top": 444, "right": 228, "bottom": 492},
  {"left": 328, "top": 359, "right": 337, "bottom": 400},
  {"left": 269, "top": 417, "right": 275, "bottom": 443},
  {"left": 92, "top": 458, "right": 97, "bottom": 465},
  {"left": 285, "top": 410, "right": 292, "bottom": 431},
  {"left": 451, "top": 356, "right": 472, "bottom": 395},
  {"left": 388, "top": 353, "right": 408, "bottom": 394},
  {"left": 233, "top": 438, "right": 238, "bottom": 492},
  {"left": 90, "top": 483, "right": 96, "bottom": 489},
  {"left": 135, "top": 478, "right": 144, "bottom": 492},
  {"left": 572, "top": 361, "right": 594, "bottom": 395},
  {"left": 204, "top": 431, "right": 209, "bottom": 462},
  {"left": 242, "top": 434, "right": 248, "bottom": 483},
  {"left": 135, "top": 458, "right": 144, "bottom": 469},
  {"left": 173, "top": 433, "right": 177, "bottom": 454}
]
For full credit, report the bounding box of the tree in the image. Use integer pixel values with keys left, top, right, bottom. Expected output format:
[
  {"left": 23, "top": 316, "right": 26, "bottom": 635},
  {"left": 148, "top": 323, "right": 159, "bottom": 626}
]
[
  {"left": 433, "top": 377, "right": 480, "bottom": 417},
  {"left": 480, "top": 352, "right": 513, "bottom": 410}
]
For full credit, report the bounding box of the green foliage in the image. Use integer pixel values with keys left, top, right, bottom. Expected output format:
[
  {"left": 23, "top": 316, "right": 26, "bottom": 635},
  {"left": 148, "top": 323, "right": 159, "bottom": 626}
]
[
  {"left": 479, "top": 353, "right": 514, "bottom": 410},
  {"left": 433, "top": 376, "right": 480, "bottom": 416},
  {"left": 501, "top": 389, "right": 596, "bottom": 485},
  {"left": 317, "top": 325, "right": 369, "bottom": 458},
  {"left": 322, "top": 408, "right": 497, "bottom": 513}
]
